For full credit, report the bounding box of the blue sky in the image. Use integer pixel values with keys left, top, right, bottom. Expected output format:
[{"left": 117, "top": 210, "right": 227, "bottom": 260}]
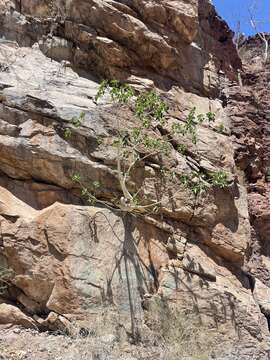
[{"left": 213, "top": 0, "right": 270, "bottom": 35}]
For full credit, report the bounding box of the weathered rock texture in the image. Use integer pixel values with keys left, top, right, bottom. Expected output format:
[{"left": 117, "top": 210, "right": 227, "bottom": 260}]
[
  {"left": 0, "top": 0, "right": 241, "bottom": 95},
  {"left": 0, "top": 1, "right": 269, "bottom": 359},
  {"left": 228, "top": 36, "right": 270, "bottom": 339}
]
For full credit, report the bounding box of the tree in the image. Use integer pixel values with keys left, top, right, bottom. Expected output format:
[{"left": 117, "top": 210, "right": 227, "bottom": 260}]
[
  {"left": 65, "top": 80, "right": 230, "bottom": 216},
  {"left": 63, "top": 80, "right": 230, "bottom": 341},
  {"left": 248, "top": 1, "right": 269, "bottom": 63},
  {"left": 229, "top": 1, "right": 269, "bottom": 64}
]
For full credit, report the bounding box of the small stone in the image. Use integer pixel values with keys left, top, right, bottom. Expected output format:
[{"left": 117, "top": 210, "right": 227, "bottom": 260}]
[
  {"left": 99, "top": 334, "right": 117, "bottom": 345},
  {"left": 39, "top": 346, "right": 47, "bottom": 352},
  {"left": 13, "top": 328, "right": 21, "bottom": 334},
  {"left": 18, "top": 351, "right": 27, "bottom": 359}
]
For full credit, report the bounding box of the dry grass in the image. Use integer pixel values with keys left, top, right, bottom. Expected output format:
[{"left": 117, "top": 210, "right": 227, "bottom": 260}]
[
  {"left": 143, "top": 297, "right": 214, "bottom": 360},
  {"left": 0, "top": 297, "right": 215, "bottom": 359}
]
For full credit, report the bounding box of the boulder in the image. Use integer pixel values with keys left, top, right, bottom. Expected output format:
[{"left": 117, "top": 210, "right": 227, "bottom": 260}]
[{"left": 0, "top": 303, "right": 37, "bottom": 328}]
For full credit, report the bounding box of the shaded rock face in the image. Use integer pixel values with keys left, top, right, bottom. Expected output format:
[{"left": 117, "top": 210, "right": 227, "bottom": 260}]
[
  {"left": 0, "top": 1, "right": 269, "bottom": 359},
  {"left": 228, "top": 38, "right": 270, "bottom": 321}
]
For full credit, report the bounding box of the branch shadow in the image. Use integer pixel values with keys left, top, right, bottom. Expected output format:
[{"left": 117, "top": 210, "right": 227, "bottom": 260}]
[{"left": 166, "top": 264, "right": 239, "bottom": 334}]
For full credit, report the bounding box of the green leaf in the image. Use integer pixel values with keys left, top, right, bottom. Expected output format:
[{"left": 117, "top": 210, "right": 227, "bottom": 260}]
[
  {"left": 64, "top": 128, "right": 72, "bottom": 139},
  {"left": 72, "top": 173, "right": 81, "bottom": 183}
]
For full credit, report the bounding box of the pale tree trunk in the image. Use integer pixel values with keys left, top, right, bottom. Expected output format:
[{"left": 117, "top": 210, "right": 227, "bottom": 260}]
[
  {"left": 249, "top": 3, "right": 269, "bottom": 64},
  {"left": 258, "top": 32, "right": 269, "bottom": 63}
]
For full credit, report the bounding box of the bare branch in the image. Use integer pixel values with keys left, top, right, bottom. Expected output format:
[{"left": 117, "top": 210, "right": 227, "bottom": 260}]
[{"left": 248, "top": 3, "right": 269, "bottom": 63}]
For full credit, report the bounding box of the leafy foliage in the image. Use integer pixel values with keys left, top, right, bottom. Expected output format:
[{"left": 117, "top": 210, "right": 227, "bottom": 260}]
[
  {"left": 72, "top": 174, "right": 101, "bottom": 206},
  {"left": 134, "top": 91, "right": 169, "bottom": 127},
  {"left": 64, "top": 128, "right": 72, "bottom": 139},
  {"left": 64, "top": 112, "right": 86, "bottom": 139},
  {"left": 177, "top": 144, "right": 188, "bottom": 155},
  {"left": 208, "top": 170, "right": 229, "bottom": 188},
  {"left": 69, "top": 80, "right": 230, "bottom": 213},
  {"left": 172, "top": 107, "right": 215, "bottom": 144},
  {"left": 95, "top": 80, "right": 134, "bottom": 104},
  {"left": 95, "top": 79, "right": 168, "bottom": 129},
  {"left": 216, "top": 123, "right": 225, "bottom": 134}
]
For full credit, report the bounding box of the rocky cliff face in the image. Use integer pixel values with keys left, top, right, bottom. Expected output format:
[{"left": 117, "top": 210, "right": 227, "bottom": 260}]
[
  {"left": 228, "top": 37, "right": 270, "bottom": 328},
  {"left": 0, "top": 0, "right": 241, "bottom": 95},
  {"left": 0, "top": 1, "right": 269, "bottom": 359}
]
